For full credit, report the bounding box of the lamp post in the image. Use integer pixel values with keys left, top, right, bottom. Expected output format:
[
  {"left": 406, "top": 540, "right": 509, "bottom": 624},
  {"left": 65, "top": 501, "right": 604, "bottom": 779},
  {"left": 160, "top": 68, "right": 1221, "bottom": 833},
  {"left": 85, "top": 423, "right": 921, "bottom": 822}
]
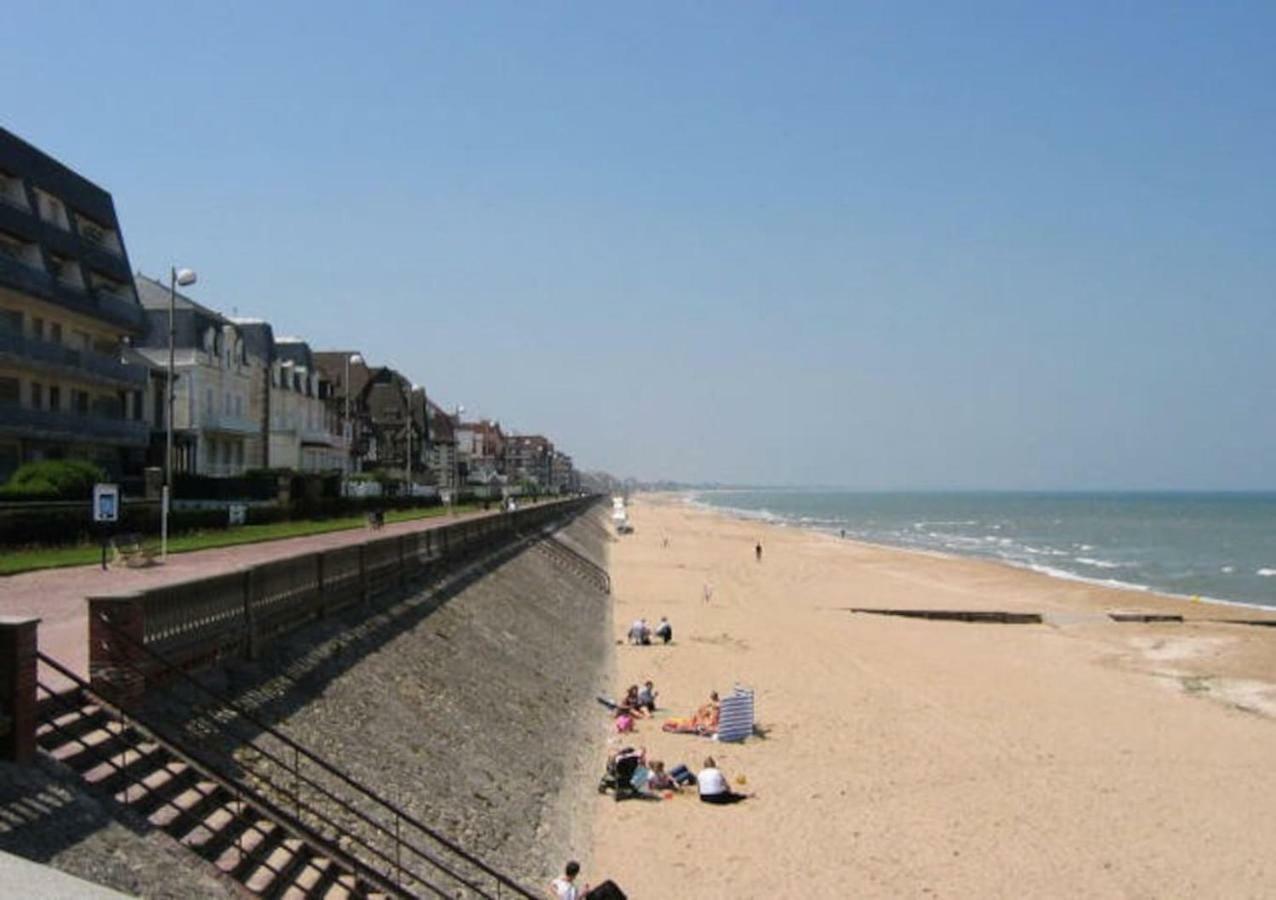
[
  {"left": 162, "top": 266, "right": 197, "bottom": 561},
  {"left": 451, "top": 403, "right": 464, "bottom": 513},
  {"left": 343, "top": 352, "right": 363, "bottom": 478}
]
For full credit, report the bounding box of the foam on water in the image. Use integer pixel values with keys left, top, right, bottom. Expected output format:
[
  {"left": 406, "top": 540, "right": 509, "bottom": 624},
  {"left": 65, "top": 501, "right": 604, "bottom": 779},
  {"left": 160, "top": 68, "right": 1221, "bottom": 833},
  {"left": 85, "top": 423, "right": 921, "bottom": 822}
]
[{"left": 691, "top": 490, "right": 1276, "bottom": 610}]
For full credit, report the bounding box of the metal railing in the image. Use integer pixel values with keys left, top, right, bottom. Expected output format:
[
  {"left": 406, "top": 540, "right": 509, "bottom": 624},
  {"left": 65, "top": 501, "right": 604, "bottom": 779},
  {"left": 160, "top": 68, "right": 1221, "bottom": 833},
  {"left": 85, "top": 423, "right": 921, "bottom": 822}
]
[
  {"left": 91, "top": 593, "right": 540, "bottom": 898},
  {"left": 36, "top": 652, "right": 395, "bottom": 898},
  {"left": 0, "top": 404, "right": 149, "bottom": 445},
  {"left": 0, "top": 328, "right": 146, "bottom": 386}
]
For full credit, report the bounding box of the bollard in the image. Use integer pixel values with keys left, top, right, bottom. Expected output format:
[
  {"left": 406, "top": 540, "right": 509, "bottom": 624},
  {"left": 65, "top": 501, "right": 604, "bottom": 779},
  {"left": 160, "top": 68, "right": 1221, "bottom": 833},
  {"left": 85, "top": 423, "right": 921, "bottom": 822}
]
[{"left": 0, "top": 617, "right": 40, "bottom": 763}]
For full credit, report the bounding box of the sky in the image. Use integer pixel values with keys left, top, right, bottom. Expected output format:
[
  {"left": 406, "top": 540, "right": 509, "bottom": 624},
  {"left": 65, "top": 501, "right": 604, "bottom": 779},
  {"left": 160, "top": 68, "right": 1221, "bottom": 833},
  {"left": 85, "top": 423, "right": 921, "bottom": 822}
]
[{"left": 6, "top": 2, "right": 1274, "bottom": 489}]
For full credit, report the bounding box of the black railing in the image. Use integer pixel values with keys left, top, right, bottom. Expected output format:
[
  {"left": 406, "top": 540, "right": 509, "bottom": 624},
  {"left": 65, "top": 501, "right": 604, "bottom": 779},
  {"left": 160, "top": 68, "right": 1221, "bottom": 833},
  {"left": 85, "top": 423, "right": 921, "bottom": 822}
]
[
  {"left": 93, "top": 577, "right": 540, "bottom": 898},
  {"left": 36, "top": 652, "right": 396, "bottom": 898}
]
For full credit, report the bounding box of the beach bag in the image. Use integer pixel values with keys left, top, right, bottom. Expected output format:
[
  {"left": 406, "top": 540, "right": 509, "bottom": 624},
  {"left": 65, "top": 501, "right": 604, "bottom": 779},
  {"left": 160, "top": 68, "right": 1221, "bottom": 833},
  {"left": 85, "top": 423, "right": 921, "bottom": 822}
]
[{"left": 670, "top": 764, "right": 696, "bottom": 786}]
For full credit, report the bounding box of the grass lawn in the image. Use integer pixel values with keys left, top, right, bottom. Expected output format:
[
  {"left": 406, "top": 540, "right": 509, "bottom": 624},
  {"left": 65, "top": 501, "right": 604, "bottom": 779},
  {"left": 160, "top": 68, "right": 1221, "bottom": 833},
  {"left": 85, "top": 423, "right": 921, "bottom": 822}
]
[{"left": 0, "top": 503, "right": 482, "bottom": 577}]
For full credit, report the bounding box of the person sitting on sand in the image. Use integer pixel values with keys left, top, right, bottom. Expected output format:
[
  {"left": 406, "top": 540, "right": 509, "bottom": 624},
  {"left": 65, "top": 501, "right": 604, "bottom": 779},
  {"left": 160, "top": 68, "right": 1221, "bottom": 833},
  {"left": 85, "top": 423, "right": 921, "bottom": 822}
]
[
  {"left": 636, "top": 680, "right": 658, "bottom": 713},
  {"left": 614, "top": 708, "right": 635, "bottom": 733},
  {"left": 628, "top": 618, "right": 652, "bottom": 645},
  {"left": 646, "top": 760, "right": 681, "bottom": 793},
  {"left": 655, "top": 616, "right": 673, "bottom": 644},
  {"left": 697, "top": 756, "right": 752, "bottom": 805},
  {"left": 661, "top": 691, "right": 720, "bottom": 735},
  {"left": 621, "top": 684, "right": 649, "bottom": 718}
]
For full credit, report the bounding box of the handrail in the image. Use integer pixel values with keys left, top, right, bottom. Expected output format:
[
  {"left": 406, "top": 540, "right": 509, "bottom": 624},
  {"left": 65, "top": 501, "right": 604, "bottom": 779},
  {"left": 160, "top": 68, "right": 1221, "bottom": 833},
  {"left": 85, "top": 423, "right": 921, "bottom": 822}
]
[
  {"left": 527, "top": 530, "right": 610, "bottom": 594},
  {"left": 36, "top": 653, "right": 400, "bottom": 898},
  {"left": 92, "top": 571, "right": 542, "bottom": 898}
]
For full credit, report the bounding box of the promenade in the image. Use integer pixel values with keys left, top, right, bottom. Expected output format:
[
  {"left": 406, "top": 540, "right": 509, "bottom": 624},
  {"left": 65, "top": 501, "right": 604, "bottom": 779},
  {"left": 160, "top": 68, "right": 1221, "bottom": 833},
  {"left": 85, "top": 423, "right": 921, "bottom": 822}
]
[{"left": 0, "top": 507, "right": 502, "bottom": 679}]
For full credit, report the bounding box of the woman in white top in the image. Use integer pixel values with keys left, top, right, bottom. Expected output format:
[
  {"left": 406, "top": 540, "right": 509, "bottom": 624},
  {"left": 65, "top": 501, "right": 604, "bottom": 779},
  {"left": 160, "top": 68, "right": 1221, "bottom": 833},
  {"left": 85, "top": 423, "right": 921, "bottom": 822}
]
[{"left": 697, "top": 756, "right": 751, "bottom": 805}]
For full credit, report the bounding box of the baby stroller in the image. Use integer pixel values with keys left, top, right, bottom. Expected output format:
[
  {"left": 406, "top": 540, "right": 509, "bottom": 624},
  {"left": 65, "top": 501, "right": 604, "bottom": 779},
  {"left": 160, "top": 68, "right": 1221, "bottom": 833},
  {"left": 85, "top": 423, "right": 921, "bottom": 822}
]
[{"left": 598, "top": 747, "right": 644, "bottom": 801}]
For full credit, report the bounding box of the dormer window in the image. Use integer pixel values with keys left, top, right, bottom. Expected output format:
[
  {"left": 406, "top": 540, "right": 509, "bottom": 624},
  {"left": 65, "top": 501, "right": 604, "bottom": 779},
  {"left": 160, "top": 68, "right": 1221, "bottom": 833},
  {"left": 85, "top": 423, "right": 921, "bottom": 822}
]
[
  {"left": 0, "top": 231, "right": 43, "bottom": 270},
  {"left": 76, "top": 213, "right": 122, "bottom": 255},
  {"left": 0, "top": 172, "right": 28, "bottom": 211},
  {"left": 32, "top": 188, "right": 70, "bottom": 230},
  {"left": 48, "top": 253, "right": 85, "bottom": 290},
  {"left": 89, "top": 270, "right": 132, "bottom": 301}
]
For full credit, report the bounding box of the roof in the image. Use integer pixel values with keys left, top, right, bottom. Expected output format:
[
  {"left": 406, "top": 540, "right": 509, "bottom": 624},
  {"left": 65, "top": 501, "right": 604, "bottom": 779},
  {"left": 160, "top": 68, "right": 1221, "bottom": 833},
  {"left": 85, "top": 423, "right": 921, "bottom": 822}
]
[{"left": 134, "top": 273, "right": 226, "bottom": 320}]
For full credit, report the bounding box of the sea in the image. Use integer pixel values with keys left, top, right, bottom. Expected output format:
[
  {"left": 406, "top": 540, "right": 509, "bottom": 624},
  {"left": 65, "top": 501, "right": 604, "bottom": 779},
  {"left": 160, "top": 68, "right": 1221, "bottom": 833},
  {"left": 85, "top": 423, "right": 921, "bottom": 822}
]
[{"left": 690, "top": 490, "right": 1276, "bottom": 611}]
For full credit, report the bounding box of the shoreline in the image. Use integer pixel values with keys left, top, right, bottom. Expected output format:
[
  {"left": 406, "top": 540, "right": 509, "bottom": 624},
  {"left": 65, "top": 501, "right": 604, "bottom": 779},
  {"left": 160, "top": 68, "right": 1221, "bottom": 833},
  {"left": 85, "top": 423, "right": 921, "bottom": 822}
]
[
  {"left": 589, "top": 495, "right": 1276, "bottom": 897},
  {"left": 678, "top": 491, "right": 1276, "bottom": 617}
]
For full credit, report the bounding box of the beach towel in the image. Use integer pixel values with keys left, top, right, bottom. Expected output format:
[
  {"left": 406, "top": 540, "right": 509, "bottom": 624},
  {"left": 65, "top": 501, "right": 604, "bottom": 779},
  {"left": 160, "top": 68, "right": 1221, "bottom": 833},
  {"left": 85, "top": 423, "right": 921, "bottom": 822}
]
[
  {"left": 661, "top": 718, "right": 707, "bottom": 735},
  {"left": 716, "top": 686, "right": 755, "bottom": 743}
]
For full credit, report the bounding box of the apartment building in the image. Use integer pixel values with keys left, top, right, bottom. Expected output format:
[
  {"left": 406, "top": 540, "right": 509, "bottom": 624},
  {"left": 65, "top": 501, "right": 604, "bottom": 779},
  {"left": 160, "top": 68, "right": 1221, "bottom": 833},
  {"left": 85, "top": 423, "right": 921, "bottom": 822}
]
[
  {"left": 455, "top": 418, "right": 505, "bottom": 486},
  {"left": 272, "top": 338, "right": 346, "bottom": 472},
  {"left": 0, "top": 128, "right": 150, "bottom": 480},
  {"left": 505, "top": 434, "right": 554, "bottom": 488},
  {"left": 133, "top": 275, "right": 264, "bottom": 476},
  {"left": 551, "top": 450, "right": 577, "bottom": 492},
  {"left": 426, "top": 400, "right": 457, "bottom": 490}
]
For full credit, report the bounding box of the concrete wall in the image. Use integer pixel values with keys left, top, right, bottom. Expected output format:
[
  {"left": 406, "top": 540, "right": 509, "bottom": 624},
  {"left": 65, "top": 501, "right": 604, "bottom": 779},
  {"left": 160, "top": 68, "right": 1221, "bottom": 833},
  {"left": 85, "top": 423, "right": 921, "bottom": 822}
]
[{"left": 174, "top": 510, "right": 612, "bottom": 888}]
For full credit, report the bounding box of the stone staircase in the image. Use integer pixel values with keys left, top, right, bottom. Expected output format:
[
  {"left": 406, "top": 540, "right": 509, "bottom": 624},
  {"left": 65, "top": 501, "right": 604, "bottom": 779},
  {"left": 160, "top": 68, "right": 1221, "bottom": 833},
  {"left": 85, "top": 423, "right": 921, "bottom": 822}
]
[{"left": 36, "top": 687, "right": 390, "bottom": 899}]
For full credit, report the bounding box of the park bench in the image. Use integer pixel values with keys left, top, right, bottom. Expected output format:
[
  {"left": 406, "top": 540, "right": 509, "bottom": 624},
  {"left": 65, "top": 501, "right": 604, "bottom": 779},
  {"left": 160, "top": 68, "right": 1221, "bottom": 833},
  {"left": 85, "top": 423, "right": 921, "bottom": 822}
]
[{"left": 111, "top": 532, "right": 157, "bottom": 568}]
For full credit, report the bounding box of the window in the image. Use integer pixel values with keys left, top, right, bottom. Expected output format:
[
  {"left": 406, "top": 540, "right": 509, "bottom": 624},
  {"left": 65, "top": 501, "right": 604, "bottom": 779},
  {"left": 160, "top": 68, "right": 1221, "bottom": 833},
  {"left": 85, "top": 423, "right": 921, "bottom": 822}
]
[
  {"left": 0, "top": 231, "right": 41, "bottom": 269},
  {"left": 0, "top": 377, "right": 18, "bottom": 406},
  {"left": 49, "top": 385, "right": 60, "bottom": 411},
  {"left": 49, "top": 322, "right": 62, "bottom": 344},
  {"left": 0, "top": 308, "right": 21, "bottom": 334},
  {"left": 30, "top": 382, "right": 43, "bottom": 409},
  {"left": 72, "top": 390, "right": 89, "bottom": 415},
  {"left": 0, "top": 172, "right": 28, "bottom": 209},
  {"left": 47, "top": 254, "right": 84, "bottom": 290},
  {"left": 33, "top": 189, "right": 70, "bottom": 230},
  {"left": 73, "top": 330, "right": 91, "bottom": 351},
  {"left": 133, "top": 390, "right": 143, "bottom": 421},
  {"left": 30, "top": 317, "right": 43, "bottom": 340},
  {"left": 76, "top": 214, "right": 121, "bottom": 254}
]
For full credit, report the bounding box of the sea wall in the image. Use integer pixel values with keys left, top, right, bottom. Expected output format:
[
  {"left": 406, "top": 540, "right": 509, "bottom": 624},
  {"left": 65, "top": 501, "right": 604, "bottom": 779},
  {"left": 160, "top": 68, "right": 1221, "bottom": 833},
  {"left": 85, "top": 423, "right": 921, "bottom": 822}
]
[{"left": 179, "top": 509, "right": 614, "bottom": 887}]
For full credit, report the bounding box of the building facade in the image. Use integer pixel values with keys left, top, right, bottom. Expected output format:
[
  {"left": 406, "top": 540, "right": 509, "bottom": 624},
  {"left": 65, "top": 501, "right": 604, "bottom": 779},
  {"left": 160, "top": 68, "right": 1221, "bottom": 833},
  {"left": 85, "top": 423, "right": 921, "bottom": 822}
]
[
  {"left": 0, "top": 128, "right": 150, "bottom": 480},
  {"left": 271, "top": 338, "right": 346, "bottom": 472},
  {"left": 505, "top": 434, "right": 554, "bottom": 488},
  {"left": 454, "top": 419, "right": 506, "bottom": 486},
  {"left": 133, "top": 275, "right": 264, "bottom": 477}
]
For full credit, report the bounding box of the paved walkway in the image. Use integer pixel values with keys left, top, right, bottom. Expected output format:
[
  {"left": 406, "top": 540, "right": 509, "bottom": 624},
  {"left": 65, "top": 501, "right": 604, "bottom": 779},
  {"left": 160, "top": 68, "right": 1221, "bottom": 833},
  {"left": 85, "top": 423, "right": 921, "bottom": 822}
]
[{"left": 0, "top": 507, "right": 504, "bottom": 682}]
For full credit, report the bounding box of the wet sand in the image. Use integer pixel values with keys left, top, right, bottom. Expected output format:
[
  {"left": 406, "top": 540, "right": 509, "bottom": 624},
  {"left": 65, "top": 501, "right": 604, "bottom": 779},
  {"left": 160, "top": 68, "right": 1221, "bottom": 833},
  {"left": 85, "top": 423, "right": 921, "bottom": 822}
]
[{"left": 587, "top": 495, "right": 1276, "bottom": 898}]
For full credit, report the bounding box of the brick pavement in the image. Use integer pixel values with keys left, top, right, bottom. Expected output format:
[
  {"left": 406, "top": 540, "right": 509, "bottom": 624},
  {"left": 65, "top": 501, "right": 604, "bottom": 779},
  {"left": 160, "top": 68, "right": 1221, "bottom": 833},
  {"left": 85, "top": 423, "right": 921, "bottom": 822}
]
[{"left": 0, "top": 507, "right": 500, "bottom": 681}]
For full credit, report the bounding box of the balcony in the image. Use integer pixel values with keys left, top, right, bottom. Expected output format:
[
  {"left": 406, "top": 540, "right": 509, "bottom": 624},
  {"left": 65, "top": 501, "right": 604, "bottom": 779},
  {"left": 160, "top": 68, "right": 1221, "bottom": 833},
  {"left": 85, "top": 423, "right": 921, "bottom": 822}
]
[
  {"left": 0, "top": 328, "right": 146, "bottom": 388},
  {"left": 300, "top": 426, "right": 347, "bottom": 448},
  {"left": 0, "top": 254, "right": 144, "bottom": 332},
  {"left": 201, "top": 411, "right": 258, "bottom": 434},
  {"left": 0, "top": 405, "right": 149, "bottom": 447}
]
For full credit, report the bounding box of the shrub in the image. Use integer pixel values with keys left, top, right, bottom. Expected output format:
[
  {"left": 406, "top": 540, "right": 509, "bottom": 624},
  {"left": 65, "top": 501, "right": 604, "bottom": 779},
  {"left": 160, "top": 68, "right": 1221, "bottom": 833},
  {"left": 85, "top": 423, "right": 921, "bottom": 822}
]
[{"left": 2, "top": 459, "right": 106, "bottom": 499}]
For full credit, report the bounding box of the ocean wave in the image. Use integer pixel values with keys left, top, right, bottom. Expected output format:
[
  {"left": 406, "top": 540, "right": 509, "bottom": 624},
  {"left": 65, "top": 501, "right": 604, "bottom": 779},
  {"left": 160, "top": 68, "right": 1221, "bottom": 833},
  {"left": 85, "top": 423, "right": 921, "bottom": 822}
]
[
  {"left": 1258, "top": 568, "right": 1276, "bottom": 577},
  {"left": 1075, "top": 556, "right": 1128, "bottom": 570},
  {"left": 1221, "top": 565, "right": 1235, "bottom": 574},
  {"left": 1024, "top": 563, "right": 1150, "bottom": 592}
]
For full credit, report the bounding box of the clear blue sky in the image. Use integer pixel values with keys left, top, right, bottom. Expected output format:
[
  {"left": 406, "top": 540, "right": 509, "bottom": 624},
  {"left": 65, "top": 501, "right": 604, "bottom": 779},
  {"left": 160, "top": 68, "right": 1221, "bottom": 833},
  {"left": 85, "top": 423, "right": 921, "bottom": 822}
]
[{"left": 7, "top": 2, "right": 1274, "bottom": 488}]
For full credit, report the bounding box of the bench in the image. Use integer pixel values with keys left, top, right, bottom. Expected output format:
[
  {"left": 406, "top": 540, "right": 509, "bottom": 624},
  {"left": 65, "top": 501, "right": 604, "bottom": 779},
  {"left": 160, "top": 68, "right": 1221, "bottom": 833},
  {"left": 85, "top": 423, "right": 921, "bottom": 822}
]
[{"left": 111, "top": 532, "right": 157, "bottom": 568}]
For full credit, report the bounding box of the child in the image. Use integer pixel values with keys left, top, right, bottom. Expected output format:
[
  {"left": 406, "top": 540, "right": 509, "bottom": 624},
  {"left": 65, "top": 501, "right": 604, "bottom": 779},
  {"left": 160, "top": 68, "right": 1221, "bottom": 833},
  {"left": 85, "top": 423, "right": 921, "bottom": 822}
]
[{"left": 636, "top": 680, "right": 658, "bottom": 713}]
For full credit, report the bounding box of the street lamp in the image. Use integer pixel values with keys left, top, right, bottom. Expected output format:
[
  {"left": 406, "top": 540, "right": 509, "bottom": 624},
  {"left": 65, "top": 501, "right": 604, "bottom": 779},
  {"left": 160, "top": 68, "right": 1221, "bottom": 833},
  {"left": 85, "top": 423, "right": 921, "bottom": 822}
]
[
  {"left": 162, "top": 266, "right": 197, "bottom": 561},
  {"left": 343, "top": 352, "right": 363, "bottom": 478},
  {"left": 451, "top": 403, "right": 464, "bottom": 513}
]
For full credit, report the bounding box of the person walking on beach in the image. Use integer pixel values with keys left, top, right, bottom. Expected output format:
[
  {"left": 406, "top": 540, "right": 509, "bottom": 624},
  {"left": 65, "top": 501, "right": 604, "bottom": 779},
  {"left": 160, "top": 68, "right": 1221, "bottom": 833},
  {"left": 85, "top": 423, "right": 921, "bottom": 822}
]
[
  {"left": 755, "top": 542, "right": 763, "bottom": 562},
  {"left": 702, "top": 582, "right": 713, "bottom": 603}
]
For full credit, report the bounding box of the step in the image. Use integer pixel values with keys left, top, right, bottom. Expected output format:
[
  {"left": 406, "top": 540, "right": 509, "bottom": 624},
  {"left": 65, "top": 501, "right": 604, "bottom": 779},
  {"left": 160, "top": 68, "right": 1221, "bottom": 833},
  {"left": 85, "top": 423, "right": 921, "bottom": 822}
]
[
  {"left": 130, "top": 765, "right": 202, "bottom": 821},
  {"left": 281, "top": 853, "right": 334, "bottom": 899},
  {"left": 224, "top": 820, "right": 284, "bottom": 882},
  {"left": 154, "top": 780, "right": 230, "bottom": 838},
  {"left": 83, "top": 741, "right": 169, "bottom": 796},
  {"left": 189, "top": 804, "right": 260, "bottom": 860},
  {"left": 259, "top": 840, "right": 315, "bottom": 898},
  {"left": 49, "top": 724, "right": 143, "bottom": 773},
  {"left": 36, "top": 703, "right": 108, "bottom": 746}
]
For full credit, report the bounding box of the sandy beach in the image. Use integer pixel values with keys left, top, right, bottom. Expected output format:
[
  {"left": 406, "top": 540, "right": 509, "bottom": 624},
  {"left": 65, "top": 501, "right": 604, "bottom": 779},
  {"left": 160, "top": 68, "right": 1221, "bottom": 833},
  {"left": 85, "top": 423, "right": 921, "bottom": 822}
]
[{"left": 587, "top": 496, "right": 1276, "bottom": 898}]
